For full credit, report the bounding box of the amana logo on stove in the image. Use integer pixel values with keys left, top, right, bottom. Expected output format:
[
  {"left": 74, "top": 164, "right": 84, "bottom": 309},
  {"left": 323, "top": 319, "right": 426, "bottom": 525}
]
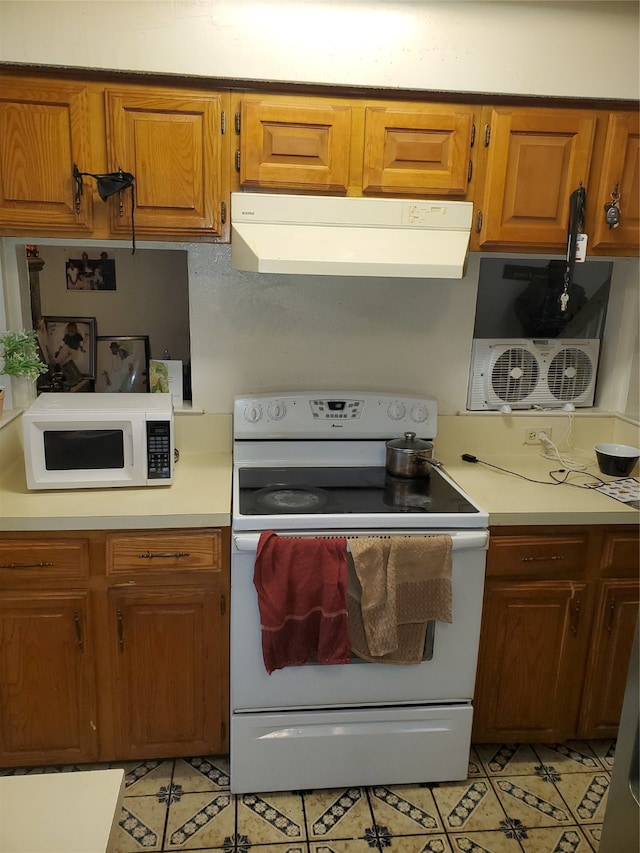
[{"left": 330, "top": 423, "right": 344, "bottom": 428}]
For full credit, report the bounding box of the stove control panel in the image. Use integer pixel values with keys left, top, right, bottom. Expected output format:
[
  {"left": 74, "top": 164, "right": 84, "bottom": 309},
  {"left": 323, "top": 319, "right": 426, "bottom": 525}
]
[{"left": 234, "top": 392, "right": 437, "bottom": 439}]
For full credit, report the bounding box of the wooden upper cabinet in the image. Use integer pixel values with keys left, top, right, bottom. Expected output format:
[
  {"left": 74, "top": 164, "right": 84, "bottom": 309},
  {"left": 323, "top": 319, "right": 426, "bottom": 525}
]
[
  {"left": 477, "top": 106, "right": 597, "bottom": 248},
  {"left": 105, "top": 87, "right": 227, "bottom": 238},
  {"left": 239, "top": 97, "right": 352, "bottom": 192},
  {"left": 590, "top": 111, "right": 639, "bottom": 253},
  {"left": 0, "top": 77, "right": 93, "bottom": 233},
  {"left": 362, "top": 104, "right": 475, "bottom": 196}
]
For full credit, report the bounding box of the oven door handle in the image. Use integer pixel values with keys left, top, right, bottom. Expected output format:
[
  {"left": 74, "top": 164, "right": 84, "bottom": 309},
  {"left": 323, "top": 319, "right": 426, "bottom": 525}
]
[{"left": 233, "top": 531, "right": 489, "bottom": 554}]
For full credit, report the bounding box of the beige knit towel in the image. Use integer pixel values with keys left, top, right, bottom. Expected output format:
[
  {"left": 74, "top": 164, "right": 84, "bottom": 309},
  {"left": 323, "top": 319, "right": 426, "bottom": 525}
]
[
  {"left": 348, "top": 537, "right": 397, "bottom": 657},
  {"left": 348, "top": 535, "right": 453, "bottom": 664}
]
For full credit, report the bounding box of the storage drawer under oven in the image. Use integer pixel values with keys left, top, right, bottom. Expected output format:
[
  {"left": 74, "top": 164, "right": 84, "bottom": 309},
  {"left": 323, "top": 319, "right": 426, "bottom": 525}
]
[{"left": 231, "top": 705, "right": 473, "bottom": 793}]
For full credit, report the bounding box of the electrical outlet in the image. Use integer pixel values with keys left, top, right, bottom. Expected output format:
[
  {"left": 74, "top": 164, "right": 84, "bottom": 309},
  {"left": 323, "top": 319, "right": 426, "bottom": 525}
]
[{"left": 522, "top": 427, "right": 552, "bottom": 445}]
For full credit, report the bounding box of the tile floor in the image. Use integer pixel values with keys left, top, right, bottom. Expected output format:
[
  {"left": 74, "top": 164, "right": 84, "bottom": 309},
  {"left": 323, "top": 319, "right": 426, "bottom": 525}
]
[{"left": 0, "top": 739, "right": 614, "bottom": 853}]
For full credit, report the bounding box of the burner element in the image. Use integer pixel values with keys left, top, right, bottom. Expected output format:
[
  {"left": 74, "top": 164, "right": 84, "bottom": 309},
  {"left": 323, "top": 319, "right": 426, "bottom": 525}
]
[{"left": 254, "top": 485, "right": 329, "bottom": 513}]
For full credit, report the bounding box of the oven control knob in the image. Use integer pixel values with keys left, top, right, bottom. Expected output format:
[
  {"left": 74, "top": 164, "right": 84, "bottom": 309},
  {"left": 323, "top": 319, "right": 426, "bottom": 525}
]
[
  {"left": 410, "top": 404, "right": 430, "bottom": 424},
  {"left": 268, "top": 402, "right": 287, "bottom": 421},
  {"left": 387, "top": 401, "right": 406, "bottom": 420},
  {"left": 243, "top": 404, "right": 263, "bottom": 424}
]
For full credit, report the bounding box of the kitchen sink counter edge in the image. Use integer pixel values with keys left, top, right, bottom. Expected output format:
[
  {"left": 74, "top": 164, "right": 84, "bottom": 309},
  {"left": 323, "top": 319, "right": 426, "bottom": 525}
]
[{"left": 0, "top": 412, "right": 232, "bottom": 531}]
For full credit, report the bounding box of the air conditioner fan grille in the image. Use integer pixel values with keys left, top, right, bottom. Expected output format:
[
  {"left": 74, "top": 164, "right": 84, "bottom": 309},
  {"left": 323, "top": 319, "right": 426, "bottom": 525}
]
[
  {"left": 548, "top": 348, "right": 594, "bottom": 400},
  {"left": 491, "top": 348, "right": 540, "bottom": 403}
]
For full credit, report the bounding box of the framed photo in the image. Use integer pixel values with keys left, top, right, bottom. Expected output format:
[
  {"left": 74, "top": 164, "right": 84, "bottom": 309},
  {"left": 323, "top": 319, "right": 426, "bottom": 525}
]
[
  {"left": 41, "top": 316, "right": 97, "bottom": 378},
  {"left": 66, "top": 251, "right": 116, "bottom": 291},
  {"left": 95, "top": 336, "right": 150, "bottom": 393}
]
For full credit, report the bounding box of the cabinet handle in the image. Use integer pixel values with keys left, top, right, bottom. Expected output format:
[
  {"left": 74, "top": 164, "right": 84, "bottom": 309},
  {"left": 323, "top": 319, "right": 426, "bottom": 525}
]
[
  {"left": 137, "top": 551, "right": 191, "bottom": 560},
  {"left": 117, "top": 608, "right": 124, "bottom": 652},
  {"left": 606, "top": 598, "right": 616, "bottom": 635},
  {"left": 521, "top": 555, "right": 565, "bottom": 562},
  {"left": 235, "top": 149, "right": 241, "bottom": 172},
  {"left": 0, "top": 561, "right": 55, "bottom": 569},
  {"left": 570, "top": 598, "right": 581, "bottom": 636},
  {"left": 72, "top": 609, "right": 84, "bottom": 652}
]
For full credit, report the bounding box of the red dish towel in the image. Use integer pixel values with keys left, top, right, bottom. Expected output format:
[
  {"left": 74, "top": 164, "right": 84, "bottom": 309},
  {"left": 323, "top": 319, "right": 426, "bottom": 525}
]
[{"left": 253, "top": 531, "right": 351, "bottom": 674}]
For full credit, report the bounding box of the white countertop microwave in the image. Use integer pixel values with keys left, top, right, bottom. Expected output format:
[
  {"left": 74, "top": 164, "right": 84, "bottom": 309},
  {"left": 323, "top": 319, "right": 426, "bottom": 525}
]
[{"left": 22, "top": 393, "right": 174, "bottom": 490}]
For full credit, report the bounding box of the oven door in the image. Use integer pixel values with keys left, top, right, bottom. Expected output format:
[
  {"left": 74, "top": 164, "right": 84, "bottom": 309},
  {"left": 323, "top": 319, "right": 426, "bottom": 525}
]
[{"left": 231, "top": 530, "right": 488, "bottom": 713}]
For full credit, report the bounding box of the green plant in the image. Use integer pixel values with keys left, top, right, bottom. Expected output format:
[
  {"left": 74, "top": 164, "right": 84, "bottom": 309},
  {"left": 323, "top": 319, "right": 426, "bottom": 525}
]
[{"left": 0, "top": 329, "right": 47, "bottom": 381}]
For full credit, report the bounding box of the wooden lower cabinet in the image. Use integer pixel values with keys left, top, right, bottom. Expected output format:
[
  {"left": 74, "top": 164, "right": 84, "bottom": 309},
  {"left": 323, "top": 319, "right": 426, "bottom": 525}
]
[
  {"left": 473, "top": 581, "right": 589, "bottom": 742},
  {"left": 0, "top": 591, "right": 98, "bottom": 765},
  {"left": 109, "top": 585, "right": 225, "bottom": 760},
  {"left": 473, "top": 525, "right": 639, "bottom": 743},
  {"left": 0, "top": 528, "right": 229, "bottom": 767}
]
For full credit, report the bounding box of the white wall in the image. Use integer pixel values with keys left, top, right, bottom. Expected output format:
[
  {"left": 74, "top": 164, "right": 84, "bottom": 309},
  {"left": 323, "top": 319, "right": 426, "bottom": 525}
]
[
  {"left": 187, "top": 245, "right": 480, "bottom": 412},
  {"left": 0, "top": 1, "right": 638, "bottom": 100},
  {"left": 0, "top": 1, "right": 638, "bottom": 417}
]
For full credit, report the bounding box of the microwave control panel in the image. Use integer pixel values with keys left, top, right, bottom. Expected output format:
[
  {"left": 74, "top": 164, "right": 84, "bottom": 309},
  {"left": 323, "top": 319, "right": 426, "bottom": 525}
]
[{"left": 147, "top": 420, "right": 172, "bottom": 479}]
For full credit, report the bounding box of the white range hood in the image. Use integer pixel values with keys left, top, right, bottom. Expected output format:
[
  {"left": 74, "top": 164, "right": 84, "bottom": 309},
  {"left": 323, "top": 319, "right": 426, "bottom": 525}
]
[{"left": 231, "top": 193, "right": 473, "bottom": 279}]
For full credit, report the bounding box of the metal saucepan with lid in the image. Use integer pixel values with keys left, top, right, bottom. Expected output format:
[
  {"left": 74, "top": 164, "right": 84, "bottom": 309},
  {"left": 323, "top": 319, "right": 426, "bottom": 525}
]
[{"left": 385, "top": 432, "right": 441, "bottom": 479}]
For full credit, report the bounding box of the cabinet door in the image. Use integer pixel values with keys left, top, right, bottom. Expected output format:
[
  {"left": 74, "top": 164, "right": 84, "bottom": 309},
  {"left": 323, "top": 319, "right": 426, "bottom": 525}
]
[
  {"left": 579, "top": 579, "right": 639, "bottom": 739},
  {"left": 0, "top": 77, "right": 93, "bottom": 232},
  {"left": 105, "top": 88, "right": 226, "bottom": 238},
  {"left": 473, "top": 581, "right": 589, "bottom": 742},
  {"left": 239, "top": 97, "right": 352, "bottom": 192},
  {"left": 590, "top": 111, "right": 640, "bottom": 253},
  {"left": 0, "top": 591, "right": 97, "bottom": 766},
  {"left": 109, "top": 585, "right": 226, "bottom": 759},
  {"left": 362, "top": 104, "right": 474, "bottom": 196},
  {"left": 477, "top": 107, "right": 596, "bottom": 247}
]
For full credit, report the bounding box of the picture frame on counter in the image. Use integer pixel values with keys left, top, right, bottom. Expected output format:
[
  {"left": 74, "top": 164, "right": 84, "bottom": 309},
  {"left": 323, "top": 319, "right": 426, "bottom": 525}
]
[
  {"left": 149, "top": 358, "right": 184, "bottom": 407},
  {"left": 41, "top": 315, "right": 97, "bottom": 379},
  {"left": 95, "top": 335, "right": 150, "bottom": 393}
]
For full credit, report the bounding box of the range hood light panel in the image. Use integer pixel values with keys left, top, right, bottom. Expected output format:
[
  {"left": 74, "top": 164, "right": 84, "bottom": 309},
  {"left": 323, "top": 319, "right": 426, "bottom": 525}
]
[{"left": 230, "top": 193, "right": 473, "bottom": 279}]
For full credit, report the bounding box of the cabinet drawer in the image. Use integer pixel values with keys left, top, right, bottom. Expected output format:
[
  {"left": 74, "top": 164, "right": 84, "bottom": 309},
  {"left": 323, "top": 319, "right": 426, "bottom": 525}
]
[
  {"left": 487, "top": 534, "right": 588, "bottom": 579},
  {"left": 106, "top": 530, "right": 221, "bottom": 576},
  {"left": 599, "top": 531, "right": 640, "bottom": 578},
  {"left": 0, "top": 539, "right": 88, "bottom": 582}
]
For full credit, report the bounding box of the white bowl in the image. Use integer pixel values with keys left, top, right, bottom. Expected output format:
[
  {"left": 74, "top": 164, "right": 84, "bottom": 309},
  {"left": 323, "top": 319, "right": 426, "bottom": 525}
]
[{"left": 595, "top": 443, "right": 640, "bottom": 477}]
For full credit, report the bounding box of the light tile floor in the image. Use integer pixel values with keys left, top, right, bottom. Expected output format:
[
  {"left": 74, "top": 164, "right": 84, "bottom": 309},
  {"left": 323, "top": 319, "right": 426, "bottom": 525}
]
[{"left": 0, "top": 739, "right": 615, "bottom": 853}]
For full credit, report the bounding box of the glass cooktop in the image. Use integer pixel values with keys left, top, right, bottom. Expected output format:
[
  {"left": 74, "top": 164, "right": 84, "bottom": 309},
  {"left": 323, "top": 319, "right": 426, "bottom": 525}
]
[{"left": 238, "top": 466, "right": 480, "bottom": 516}]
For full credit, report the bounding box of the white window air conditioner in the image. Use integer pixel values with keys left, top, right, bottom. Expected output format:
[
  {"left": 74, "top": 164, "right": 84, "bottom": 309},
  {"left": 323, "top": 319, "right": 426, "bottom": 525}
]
[{"left": 467, "top": 339, "right": 601, "bottom": 411}]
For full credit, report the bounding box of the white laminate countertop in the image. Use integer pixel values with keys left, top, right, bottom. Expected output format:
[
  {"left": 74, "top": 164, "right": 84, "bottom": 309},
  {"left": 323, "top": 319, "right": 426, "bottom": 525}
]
[
  {"left": 0, "top": 769, "right": 125, "bottom": 853},
  {"left": 0, "top": 409, "right": 638, "bottom": 531},
  {"left": 0, "top": 412, "right": 232, "bottom": 531},
  {"left": 435, "top": 413, "right": 640, "bottom": 526}
]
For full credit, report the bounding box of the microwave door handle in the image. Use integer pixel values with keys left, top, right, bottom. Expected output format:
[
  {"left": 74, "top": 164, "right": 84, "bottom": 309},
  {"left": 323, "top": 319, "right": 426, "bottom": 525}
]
[{"left": 128, "top": 429, "right": 136, "bottom": 471}]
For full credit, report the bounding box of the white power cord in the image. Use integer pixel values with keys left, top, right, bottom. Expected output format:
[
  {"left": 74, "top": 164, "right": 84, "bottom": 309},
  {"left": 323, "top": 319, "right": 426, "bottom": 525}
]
[{"left": 538, "top": 411, "right": 595, "bottom": 470}]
